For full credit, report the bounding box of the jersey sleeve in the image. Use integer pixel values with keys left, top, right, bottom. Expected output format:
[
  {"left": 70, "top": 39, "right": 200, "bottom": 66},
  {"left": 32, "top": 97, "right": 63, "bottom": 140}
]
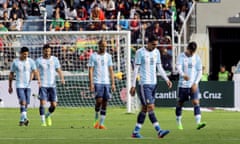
[
  {"left": 135, "top": 49, "right": 142, "bottom": 65},
  {"left": 156, "top": 49, "right": 161, "bottom": 64},
  {"left": 88, "top": 53, "right": 94, "bottom": 67},
  {"left": 10, "top": 60, "right": 16, "bottom": 72},
  {"left": 30, "top": 58, "right": 37, "bottom": 71},
  {"left": 54, "top": 57, "right": 61, "bottom": 69},
  {"left": 108, "top": 54, "right": 113, "bottom": 66},
  {"left": 176, "top": 53, "right": 184, "bottom": 76}
]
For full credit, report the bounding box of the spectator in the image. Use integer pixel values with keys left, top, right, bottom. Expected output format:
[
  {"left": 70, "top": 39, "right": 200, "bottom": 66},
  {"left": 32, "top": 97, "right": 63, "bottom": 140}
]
[
  {"left": 65, "top": 5, "right": 77, "bottom": 20},
  {"left": 159, "top": 35, "right": 172, "bottom": 55},
  {"left": 90, "top": 4, "right": 105, "bottom": 30},
  {"left": 53, "top": 6, "right": 66, "bottom": 19},
  {"left": 139, "top": 5, "right": 152, "bottom": 19},
  {"left": 103, "top": 0, "right": 115, "bottom": 19},
  {"left": 130, "top": 13, "right": 141, "bottom": 43},
  {"left": 105, "top": 14, "right": 116, "bottom": 30},
  {"left": 201, "top": 66, "right": 208, "bottom": 81},
  {"left": 75, "top": 5, "right": 88, "bottom": 30},
  {"left": 0, "top": 2, "right": 10, "bottom": 18},
  {"left": 90, "top": 4, "right": 101, "bottom": 20},
  {"left": 49, "top": 12, "right": 65, "bottom": 31},
  {"left": 28, "top": 0, "right": 43, "bottom": 16},
  {"left": 0, "top": 22, "right": 8, "bottom": 53},
  {"left": 138, "top": 0, "right": 153, "bottom": 19},
  {"left": 76, "top": 5, "right": 88, "bottom": 21},
  {"left": 0, "top": 0, "right": 7, "bottom": 7},
  {"left": 115, "top": 0, "right": 131, "bottom": 19},
  {"left": 159, "top": 47, "right": 172, "bottom": 74},
  {"left": 9, "top": 13, "right": 23, "bottom": 31},
  {"left": 152, "top": 3, "right": 164, "bottom": 19},
  {"left": 1, "top": 11, "right": 10, "bottom": 29},
  {"left": 54, "top": 0, "right": 66, "bottom": 12},
  {"left": 146, "top": 22, "right": 164, "bottom": 41},
  {"left": 116, "top": 15, "right": 129, "bottom": 30},
  {"left": 0, "top": 22, "right": 8, "bottom": 32},
  {"left": 218, "top": 65, "right": 231, "bottom": 81},
  {"left": 9, "top": 2, "right": 24, "bottom": 20}
]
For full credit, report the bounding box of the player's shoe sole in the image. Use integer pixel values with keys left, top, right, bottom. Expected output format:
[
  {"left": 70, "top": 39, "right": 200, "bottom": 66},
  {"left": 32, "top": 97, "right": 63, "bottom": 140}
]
[
  {"left": 158, "top": 130, "right": 170, "bottom": 138},
  {"left": 132, "top": 133, "right": 142, "bottom": 138},
  {"left": 46, "top": 116, "right": 52, "bottom": 126},
  {"left": 197, "top": 122, "right": 206, "bottom": 130}
]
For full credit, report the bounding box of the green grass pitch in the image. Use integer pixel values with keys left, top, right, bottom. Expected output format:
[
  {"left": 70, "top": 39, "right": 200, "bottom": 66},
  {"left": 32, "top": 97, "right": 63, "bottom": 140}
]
[{"left": 0, "top": 107, "right": 239, "bottom": 144}]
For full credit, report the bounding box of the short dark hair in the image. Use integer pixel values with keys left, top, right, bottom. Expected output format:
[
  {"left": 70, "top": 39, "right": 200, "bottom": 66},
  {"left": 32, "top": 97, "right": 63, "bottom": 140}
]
[
  {"left": 43, "top": 44, "right": 51, "bottom": 50},
  {"left": 187, "top": 41, "right": 197, "bottom": 52},
  {"left": 148, "top": 34, "right": 159, "bottom": 43},
  {"left": 20, "top": 47, "right": 29, "bottom": 53},
  {"left": 98, "top": 39, "right": 106, "bottom": 45}
]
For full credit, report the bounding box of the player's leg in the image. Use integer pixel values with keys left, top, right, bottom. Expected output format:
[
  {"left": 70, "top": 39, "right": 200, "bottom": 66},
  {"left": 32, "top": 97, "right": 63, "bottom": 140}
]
[
  {"left": 94, "top": 97, "right": 102, "bottom": 128},
  {"left": 38, "top": 87, "right": 47, "bottom": 126},
  {"left": 175, "top": 88, "right": 188, "bottom": 130},
  {"left": 191, "top": 89, "right": 206, "bottom": 130},
  {"left": 98, "top": 84, "right": 112, "bottom": 129},
  {"left": 145, "top": 84, "right": 170, "bottom": 138},
  {"left": 132, "top": 106, "right": 147, "bottom": 138},
  {"left": 132, "top": 84, "right": 147, "bottom": 138},
  {"left": 45, "top": 87, "right": 57, "bottom": 126},
  {"left": 23, "top": 88, "right": 31, "bottom": 126},
  {"left": 99, "top": 99, "right": 107, "bottom": 129},
  {"left": 17, "top": 88, "right": 29, "bottom": 126},
  {"left": 93, "top": 84, "right": 104, "bottom": 128}
]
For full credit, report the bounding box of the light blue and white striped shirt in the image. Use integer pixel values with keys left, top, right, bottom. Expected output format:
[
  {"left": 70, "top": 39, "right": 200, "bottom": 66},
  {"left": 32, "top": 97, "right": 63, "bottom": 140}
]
[
  {"left": 135, "top": 47, "right": 164, "bottom": 85},
  {"left": 10, "top": 57, "right": 37, "bottom": 88},
  {"left": 176, "top": 52, "right": 202, "bottom": 88},
  {"left": 35, "top": 56, "right": 61, "bottom": 87},
  {"left": 88, "top": 52, "right": 113, "bottom": 84}
]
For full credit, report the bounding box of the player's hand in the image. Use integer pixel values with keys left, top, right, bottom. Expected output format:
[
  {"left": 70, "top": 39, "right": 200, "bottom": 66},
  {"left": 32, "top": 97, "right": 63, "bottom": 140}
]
[
  {"left": 8, "top": 87, "right": 13, "bottom": 94},
  {"left": 166, "top": 80, "right": 172, "bottom": 89},
  {"left": 130, "top": 87, "right": 136, "bottom": 96},
  {"left": 90, "top": 84, "right": 94, "bottom": 92},
  {"left": 183, "top": 75, "right": 189, "bottom": 81},
  {"left": 37, "top": 81, "right": 41, "bottom": 87},
  {"left": 111, "top": 84, "right": 116, "bottom": 92},
  {"left": 61, "top": 79, "right": 65, "bottom": 85}
]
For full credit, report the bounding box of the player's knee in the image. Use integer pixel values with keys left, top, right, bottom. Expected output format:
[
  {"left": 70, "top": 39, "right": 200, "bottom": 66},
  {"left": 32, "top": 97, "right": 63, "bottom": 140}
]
[
  {"left": 141, "top": 106, "right": 147, "bottom": 112},
  {"left": 192, "top": 100, "right": 199, "bottom": 106},
  {"left": 147, "top": 104, "right": 154, "bottom": 112},
  {"left": 177, "top": 101, "right": 184, "bottom": 107}
]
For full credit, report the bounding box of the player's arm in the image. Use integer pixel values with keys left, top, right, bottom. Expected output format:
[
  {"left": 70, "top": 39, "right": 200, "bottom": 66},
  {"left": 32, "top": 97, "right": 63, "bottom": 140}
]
[
  {"left": 130, "top": 64, "right": 140, "bottom": 96},
  {"left": 56, "top": 68, "right": 65, "bottom": 84},
  {"left": 192, "top": 57, "right": 202, "bottom": 93},
  {"left": 176, "top": 55, "right": 189, "bottom": 81},
  {"left": 33, "top": 69, "right": 41, "bottom": 86},
  {"left": 157, "top": 63, "right": 172, "bottom": 88},
  {"left": 88, "top": 67, "right": 94, "bottom": 92},
  {"left": 8, "top": 72, "right": 14, "bottom": 94},
  {"left": 109, "top": 66, "right": 115, "bottom": 92}
]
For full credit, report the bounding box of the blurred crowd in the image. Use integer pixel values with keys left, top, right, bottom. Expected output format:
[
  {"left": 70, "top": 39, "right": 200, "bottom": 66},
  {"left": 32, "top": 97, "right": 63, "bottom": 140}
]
[{"left": 0, "top": 0, "right": 195, "bottom": 74}]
